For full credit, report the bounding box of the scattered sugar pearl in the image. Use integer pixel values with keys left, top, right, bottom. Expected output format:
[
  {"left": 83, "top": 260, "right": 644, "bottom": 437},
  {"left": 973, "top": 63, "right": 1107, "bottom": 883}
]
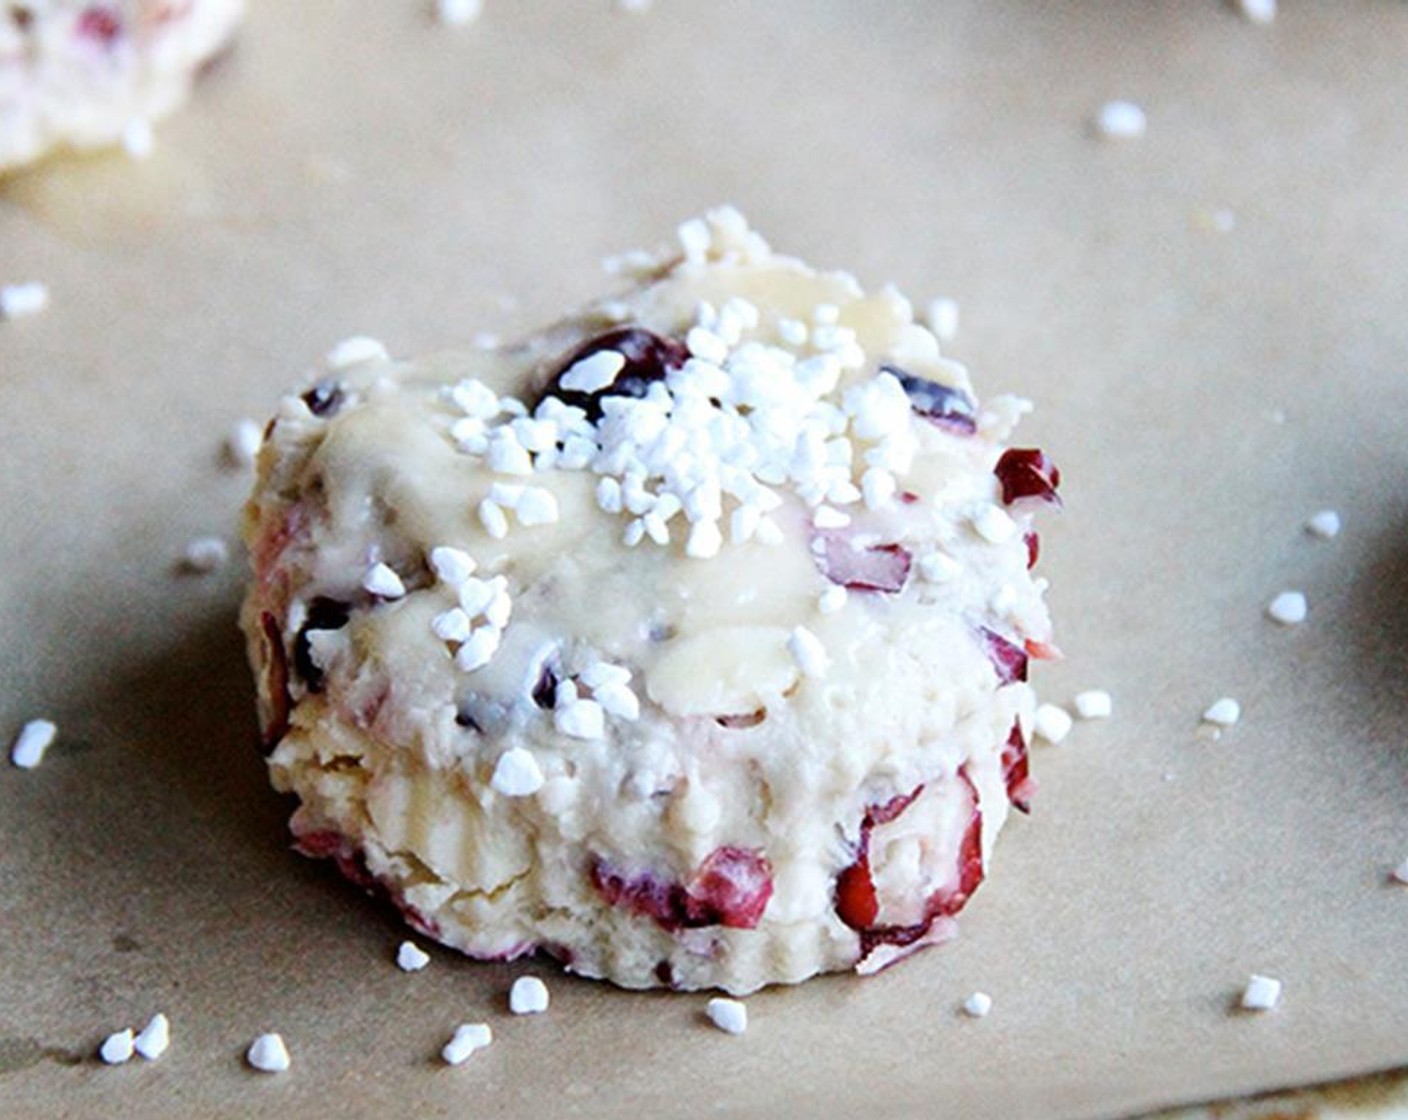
[
  {"left": 100, "top": 1029, "right": 135, "bottom": 1065},
  {"left": 812, "top": 506, "right": 850, "bottom": 530},
  {"left": 972, "top": 505, "right": 1017, "bottom": 545},
  {"left": 121, "top": 118, "right": 154, "bottom": 160},
  {"left": 430, "top": 546, "right": 476, "bottom": 586},
  {"left": 10, "top": 719, "right": 56, "bottom": 769},
  {"left": 1266, "top": 591, "right": 1307, "bottom": 625},
  {"left": 919, "top": 551, "right": 959, "bottom": 583},
  {"left": 1241, "top": 974, "right": 1282, "bottom": 1012},
  {"left": 925, "top": 297, "right": 960, "bottom": 343},
  {"left": 706, "top": 998, "right": 748, "bottom": 1035},
  {"left": 962, "top": 992, "right": 993, "bottom": 1018},
  {"left": 818, "top": 586, "right": 848, "bottom": 615},
  {"left": 246, "top": 1033, "right": 290, "bottom": 1073},
  {"left": 1391, "top": 858, "right": 1408, "bottom": 886},
  {"left": 560, "top": 349, "right": 625, "bottom": 394},
  {"left": 435, "top": 0, "right": 483, "bottom": 26},
  {"left": 325, "top": 336, "right": 388, "bottom": 371},
  {"left": 509, "top": 977, "right": 550, "bottom": 1015},
  {"left": 182, "top": 536, "right": 229, "bottom": 574},
  {"left": 788, "top": 626, "right": 830, "bottom": 679},
  {"left": 1234, "top": 0, "right": 1275, "bottom": 24},
  {"left": 396, "top": 941, "right": 430, "bottom": 972},
  {"left": 1094, "top": 100, "right": 1147, "bottom": 140},
  {"left": 555, "top": 699, "right": 605, "bottom": 740},
  {"left": 225, "top": 419, "right": 263, "bottom": 468},
  {"left": 685, "top": 519, "right": 723, "bottom": 560},
  {"left": 441, "top": 1023, "right": 492, "bottom": 1066},
  {"left": 1033, "top": 704, "right": 1073, "bottom": 745},
  {"left": 515, "top": 487, "right": 560, "bottom": 527},
  {"left": 1202, "top": 697, "right": 1241, "bottom": 727},
  {"left": 362, "top": 562, "right": 405, "bottom": 599},
  {"left": 455, "top": 626, "right": 502, "bottom": 673},
  {"left": 133, "top": 1013, "right": 170, "bottom": 1060},
  {"left": 1072, "top": 690, "right": 1113, "bottom": 720},
  {"left": 432, "top": 608, "right": 473, "bottom": 644},
  {"left": 491, "top": 748, "right": 544, "bottom": 797},
  {"left": 594, "top": 682, "right": 641, "bottom": 721},
  {"left": 1305, "top": 510, "right": 1341, "bottom": 540},
  {"left": 479, "top": 499, "right": 510, "bottom": 540},
  {"left": 1, "top": 281, "right": 50, "bottom": 320}
]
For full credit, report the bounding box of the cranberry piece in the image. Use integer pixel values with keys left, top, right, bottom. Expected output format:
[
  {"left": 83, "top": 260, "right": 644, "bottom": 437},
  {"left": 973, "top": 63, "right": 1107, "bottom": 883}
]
[
  {"left": 301, "top": 380, "right": 343, "bottom": 417},
  {"left": 292, "top": 598, "right": 351, "bottom": 693},
  {"left": 11, "top": 7, "right": 35, "bottom": 31},
  {"left": 654, "top": 960, "right": 677, "bottom": 988},
  {"left": 685, "top": 846, "right": 774, "bottom": 929},
  {"left": 994, "top": 448, "right": 1062, "bottom": 507},
  {"left": 75, "top": 5, "right": 122, "bottom": 47},
  {"left": 837, "top": 771, "right": 985, "bottom": 960},
  {"left": 715, "top": 709, "right": 766, "bottom": 729},
  {"left": 258, "top": 611, "right": 291, "bottom": 752},
  {"left": 531, "top": 663, "right": 559, "bottom": 710},
  {"left": 1024, "top": 529, "right": 1040, "bottom": 569},
  {"left": 815, "top": 532, "right": 912, "bottom": 593},
  {"left": 1000, "top": 721, "right": 1034, "bottom": 814},
  {"left": 538, "top": 328, "right": 689, "bottom": 422},
  {"left": 980, "top": 627, "right": 1029, "bottom": 684},
  {"left": 881, "top": 364, "right": 977, "bottom": 434},
  {"left": 590, "top": 846, "right": 773, "bottom": 932},
  {"left": 1024, "top": 637, "right": 1061, "bottom": 662}
]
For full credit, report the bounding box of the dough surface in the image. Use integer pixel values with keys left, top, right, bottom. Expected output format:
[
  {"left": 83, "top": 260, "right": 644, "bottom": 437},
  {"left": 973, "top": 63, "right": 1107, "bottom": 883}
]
[
  {"left": 0, "top": 1, "right": 243, "bottom": 171},
  {"left": 242, "top": 210, "right": 1061, "bottom": 993}
]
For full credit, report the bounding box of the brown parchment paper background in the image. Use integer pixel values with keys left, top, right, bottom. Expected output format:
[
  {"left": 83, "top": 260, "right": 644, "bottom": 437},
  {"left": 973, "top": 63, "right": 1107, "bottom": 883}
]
[{"left": 2, "top": 3, "right": 1407, "bottom": 1118}]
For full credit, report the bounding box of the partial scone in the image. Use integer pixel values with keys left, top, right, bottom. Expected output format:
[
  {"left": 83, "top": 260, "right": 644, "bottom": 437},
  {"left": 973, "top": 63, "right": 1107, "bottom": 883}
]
[
  {"left": 242, "top": 210, "right": 1062, "bottom": 994},
  {"left": 0, "top": 1, "right": 243, "bottom": 172}
]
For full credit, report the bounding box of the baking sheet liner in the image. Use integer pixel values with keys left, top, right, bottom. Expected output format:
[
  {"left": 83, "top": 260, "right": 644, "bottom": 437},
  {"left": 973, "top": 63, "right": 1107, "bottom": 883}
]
[{"left": 3, "top": 3, "right": 1407, "bottom": 1117}]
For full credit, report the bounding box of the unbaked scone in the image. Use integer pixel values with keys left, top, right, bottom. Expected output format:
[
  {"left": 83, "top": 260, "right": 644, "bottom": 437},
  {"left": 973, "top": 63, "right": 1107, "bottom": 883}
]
[
  {"left": 0, "top": 1, "right": 243, "bottom": 172},
  {"left": 241, "top": 209, "right": 1062, "bottom": 994}
]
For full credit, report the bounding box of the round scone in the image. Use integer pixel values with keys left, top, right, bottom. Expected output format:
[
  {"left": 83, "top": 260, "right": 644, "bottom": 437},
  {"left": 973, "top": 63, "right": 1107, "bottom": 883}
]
[
  {"left": 0, "top": 1, "right": 243, "bottom": 172},
  {"left": 241, "top": 209, "right": 1062, "bottom": 994}
]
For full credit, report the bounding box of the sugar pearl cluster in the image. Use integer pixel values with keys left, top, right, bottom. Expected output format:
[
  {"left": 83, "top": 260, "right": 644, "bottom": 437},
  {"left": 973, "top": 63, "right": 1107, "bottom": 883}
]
[{"left": 439, "top": 209, "right": 952, "bottom": 563}]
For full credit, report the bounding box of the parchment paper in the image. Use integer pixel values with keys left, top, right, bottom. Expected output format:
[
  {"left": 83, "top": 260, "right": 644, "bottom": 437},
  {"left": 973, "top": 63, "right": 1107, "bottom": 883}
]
[{"left": 2, "top": 3, "right": 1407, "bottom": 1118}]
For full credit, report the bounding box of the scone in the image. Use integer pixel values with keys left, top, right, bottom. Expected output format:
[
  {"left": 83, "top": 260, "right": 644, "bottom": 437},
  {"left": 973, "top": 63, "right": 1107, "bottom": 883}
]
[
  {"left": 241, "top": 209, "right": 1062, "bottom": 994},
  {"left": 0, "top": 0, "right": 243, "bottom": 172}
]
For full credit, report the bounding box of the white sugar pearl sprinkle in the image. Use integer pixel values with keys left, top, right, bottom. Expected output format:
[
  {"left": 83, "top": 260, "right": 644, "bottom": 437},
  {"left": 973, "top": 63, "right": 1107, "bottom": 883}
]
[
  {"left": 1072, "top": 690, "right": 1113, "bottom": 720},
  {"left": 1202, "top": 698, "right": 1241, "bottom": 727},
  {"left": 1094, "top": 100, "right": 1147, "bottom": 140},
  {"left": 972, "top": 505, "right": 1017, "bottom": 545},
  {"left": 325, "top": 336, "right": 388, "bottom": 371},
  {"left": 926, "top": 297, "right": 960, "bottom": 343},
  {"left": 1391, "top": 859, "right": 1408, "bottom": 886},
  {"left": 455, "top": 626, "right": 502, "bottom": 673},
  {"left": 818, "top": 586, "right": 848, "bottom": 615},
  {"left": 706, "top": 998, "right": 748, "bottom": 1035},
  {"left": 491, "top": 748, "right": 545, "bottom": 797},
  {"left": 1241, "top": 974, "right": 1282, "bottom": 1012},
  {"left": 1, "top": 281, "right": 50, "bottom": 320},
  {"left": 1033, "top": 704, "right": 1073, "bottom": 745},
  {"left": 509, "top": 976, "right": 550, "bottom": 1015},
  {"left": 99, "top": 1029, "right": 135, "bottom": 1065},
  {"left": 362, "top": 562, "right": 405, "bottom": 599},
  {"left": 246, "top": 1032, "right": 290, "bottom": 1073},
  {"left": 226, "top": 419, "right": 263, "bottom": 468},
  {"left": 1234, "top": 0, "right": 1276, "bottom": 24},
  {"left": 788, "top": 626, "right": 830, "bottom": 679},
  {"left": 11, "top": 719, "right": 56, "bottom": 769},
  {"left": 1305, "top": 510, "right": 1341, "bottom": 540},
  {"left": 182, "top": 536, "right": 229, "bottom": 574},
  {"left": 555, "top": 699, "right": 605, "bottom": 740},
  {"left": 962, "top": 992, "right": 993, "bottom": 1018},
  {"left": 134, "top": 1014, "right": 170, "bottom": 1060},
  {"left": 397, "top": 941, "right": 430, "bottom": 972},
  {"left": 429, "top": 546, "right": 476, "bottom": 586},
  {"left": 1266, "top": 591, "right": 1307, "bottom": 625},
  {"left": 441, "top": 1023, "right": 492, "bottom": 1065}
]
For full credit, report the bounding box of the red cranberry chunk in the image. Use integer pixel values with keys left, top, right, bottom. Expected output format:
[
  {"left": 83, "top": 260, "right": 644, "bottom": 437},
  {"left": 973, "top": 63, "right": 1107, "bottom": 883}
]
[
  {"left": 539, "top": 328, "right": 689, "bottom": 422},
  {"left": 301, "top": 381, "right": 344, "bottom": 417},
  {"left": 1024, "top": 530, "right": 1040, "bottom": 569},
  {"left": 980, "top": 627, "right": 1029, "bottom": 684},
  {"left": 76, "top": 5, "right": 122, "bottom": 47},
  {"left": 835, "top": 858, "right": 878, "bottom": 931},
  {"left": 293, "top": 598, "right": 352, "bottom": 693},
  {"left": 258, "top": 611, "right": 291, "bottom": 752},
  {"left": 1001, "top": 721, "right": 1034, "bottom": 814},
  {"left": 815, "top": 532, "right": 912, "bottom": 593},
  {"left": 591, "top": 847, "right": 773, "bottom": 932},
  {"left": 930, "top": 767, "right": 985, "bottom": 917},
  {"left": 881, "top": 364, "right": 977, "bottom": 434},
  {"left": 994, "top": 448, "right": 1062, "bottom": 507}
]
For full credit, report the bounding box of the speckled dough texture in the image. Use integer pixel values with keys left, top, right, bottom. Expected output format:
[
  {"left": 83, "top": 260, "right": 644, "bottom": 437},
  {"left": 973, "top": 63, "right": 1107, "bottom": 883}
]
[
  {"left": 241, "top": 211, "right": 1061, "bottom": 994},
  {"left": 0, "top": 0, "right": 243, "bottom": 171}
]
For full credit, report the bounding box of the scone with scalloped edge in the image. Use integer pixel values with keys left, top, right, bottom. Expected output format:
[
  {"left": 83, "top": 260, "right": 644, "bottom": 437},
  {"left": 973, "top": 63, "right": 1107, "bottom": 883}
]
[
  {"left": 0, "top": 0, "right": 243, "bottom": 172},
  {"left": 241, "top": 208, "right": 1062, "bottom": 994}
]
